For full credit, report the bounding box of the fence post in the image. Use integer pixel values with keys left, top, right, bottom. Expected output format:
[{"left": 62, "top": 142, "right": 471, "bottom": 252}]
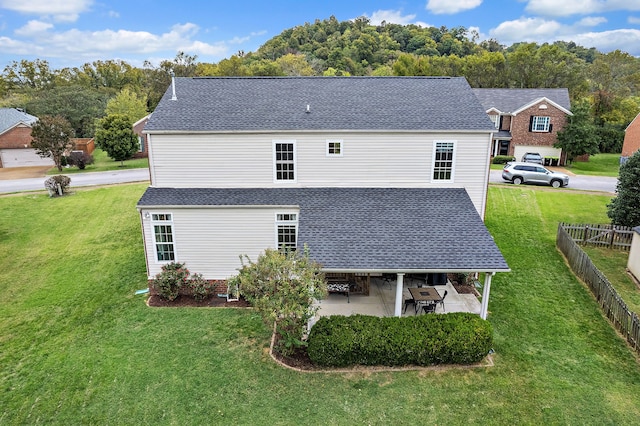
[
  {"left": 609, "top": 227, "right": 615, "bottom": 248},
  {"left": 583, "top": 225, "right": 589, "bottom": 243}
]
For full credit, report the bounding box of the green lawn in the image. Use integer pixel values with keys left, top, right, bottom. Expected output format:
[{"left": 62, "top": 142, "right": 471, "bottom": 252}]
[
  {"left": 565, "top": 153, "right": 621, "bottom": 177},
  {"left": 1, "top": 184, "right": 640, "bottom": 424},
  {"left": 47, "top": 149, "right": 149, "bottom": 175},
  {"left": 582, "top": 246, "right": 640, "bottom": 314}
]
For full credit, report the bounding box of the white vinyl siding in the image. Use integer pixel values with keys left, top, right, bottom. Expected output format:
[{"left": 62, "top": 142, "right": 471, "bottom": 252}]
[
  {"left": 141, "top": 207, "right": 299, "bottom": 279},
  {"left": 148, "top": 132, "right": 490, "bottom": 215}
]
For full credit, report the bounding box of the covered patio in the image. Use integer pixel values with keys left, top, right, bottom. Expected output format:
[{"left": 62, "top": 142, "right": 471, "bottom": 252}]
[{"left": 317, "top": 275, "right": 482, "bottom": 318}]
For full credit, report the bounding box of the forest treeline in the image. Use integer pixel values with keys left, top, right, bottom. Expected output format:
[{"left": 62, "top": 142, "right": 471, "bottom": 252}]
[{"left": 1, "top": 15, "right": 638, "bottom": 149}]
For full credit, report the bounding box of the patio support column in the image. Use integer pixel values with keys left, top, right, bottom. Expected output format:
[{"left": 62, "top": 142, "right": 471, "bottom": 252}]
[
  {"left": 394, "top": 273, "right": 405, "bottom": 317},
  {"left": 480, "top": 272, "right": 495, "bottom": 320}
]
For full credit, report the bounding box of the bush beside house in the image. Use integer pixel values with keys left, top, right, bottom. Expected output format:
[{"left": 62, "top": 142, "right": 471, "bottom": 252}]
[{"left": 307, "top": 313, "right": 493, "bottom": 367}]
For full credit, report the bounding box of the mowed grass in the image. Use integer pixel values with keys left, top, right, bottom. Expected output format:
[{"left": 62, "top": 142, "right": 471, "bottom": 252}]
[
  {"left": 567, "top": 153, "right": 621, "bottom": 176},
  {"left": 582, "top": 246, "right": 640, "bottom": 314},
  {"left": 2, "top": 184, "right": 640, "bottom": 424},
  {"left": 47, "top": 149, "right": 149, "bottom": 175}
]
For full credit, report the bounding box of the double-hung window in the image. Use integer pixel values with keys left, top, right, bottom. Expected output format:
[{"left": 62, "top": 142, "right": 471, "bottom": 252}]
[
  {"left": 273, "top": 140, "right": 296, "bottom": 182},
  {"left": 276, "top": 213, "right": 298, "bottom": 251},
  {"left": 531, "top": 116, "right": 550, "bottom": 132},
  {"left": 432, "top": 141, "right": 456, "bottom": 181},
  {"left": 152, "top": 213, "right": 175, "bottom": 262}
]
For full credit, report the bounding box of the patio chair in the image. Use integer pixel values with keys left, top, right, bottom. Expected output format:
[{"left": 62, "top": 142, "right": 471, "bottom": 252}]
[
  {"left": 421, "top": 302, "right": 437, "bottom": 314},
  {"left": 403, "top": 297, "right": 415, "bottom": 314},
  {"left": 438, "top": 290, "right": 448, "bottom": 312}
]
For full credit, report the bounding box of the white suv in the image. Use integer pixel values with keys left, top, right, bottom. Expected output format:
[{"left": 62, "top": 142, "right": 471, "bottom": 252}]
[{"left": 502, "top": 162, "right": 569, "bottom": 188}]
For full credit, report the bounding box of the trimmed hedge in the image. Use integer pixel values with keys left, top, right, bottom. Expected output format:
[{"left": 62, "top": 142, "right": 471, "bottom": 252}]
[
  {"left": 492, "top": 155, "right": 515, "bottom": 164},
  {"left": 307, "top": 313, "right": 492, "bottom": 367}
]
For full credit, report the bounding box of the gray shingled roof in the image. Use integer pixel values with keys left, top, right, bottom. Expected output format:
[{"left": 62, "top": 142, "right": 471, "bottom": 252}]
[
  {"left": 138, "top": 187, "right": 509, "bottom": 272},
  {"left": 145, "top": 77, "right": 495, "bottom": 132},
  {"left": 0, "top": 108, "right": 37, "bottom": 135},
  {"left": 472, "top": 88, "right": 571, "bottom": 114}
]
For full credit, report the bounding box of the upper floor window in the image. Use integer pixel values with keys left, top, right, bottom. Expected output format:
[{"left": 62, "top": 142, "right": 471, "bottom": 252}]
[
  {"left": 151, "top": 213, "right": 175, "bottom": 262},
  {"left": 531, "top": 116, "right": 551, "bottom": 132},
  {"left": 489, "top": 115, "right": 499, "bottom": 129},
  {"left": 432, "top": 141, "right": 456, "bottom": 181},
  {"left": 273, "top": 140, "right": 296, "bottom": 182},
  {"left": 276, "top": 213, "right": 298, "bottom": 251},
  {"left": 326, "top": 139, "right": 343, "bottom": 157}
]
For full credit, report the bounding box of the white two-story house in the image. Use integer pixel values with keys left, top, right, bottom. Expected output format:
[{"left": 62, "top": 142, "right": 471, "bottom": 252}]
[{"left": 137, "top": 76, "right": 509, "bottom": 318}]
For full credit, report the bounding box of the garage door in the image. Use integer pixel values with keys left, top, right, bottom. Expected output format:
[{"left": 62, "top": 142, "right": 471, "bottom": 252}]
[
  {"left": 513, "top": 145, "right": 562, "bottom": 162},
  {"left": 0, "top": 149, "right": 54, "bottom": 168}
]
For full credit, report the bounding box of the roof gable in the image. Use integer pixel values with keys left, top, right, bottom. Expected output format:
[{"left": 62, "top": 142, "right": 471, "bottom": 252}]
[
  {"left": 145, "top": 77, "right": 495, "bottom": 133},
  {"left": 472, "top": 88, "right": 571, "bottom": 114},
  {"left": 0, "top": 108, "right": 38, "bottom": 135}
]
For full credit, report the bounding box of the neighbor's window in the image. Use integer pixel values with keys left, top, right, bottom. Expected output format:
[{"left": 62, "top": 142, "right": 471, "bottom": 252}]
[
  {"left": 326, "top": 139, "right": 343, "bottom": 156},
  {"left": 276, "top": 213, "right": 298, "bottom": 251},
  {"left": 432, "top": 141, "right": 455, "bottom": 181},
  {"left": 152, "top": 213, "right": 175, "bottom": 262},
  {"left": 273, "top": 140, "right": 296, "bottom": 181},
  {"left": 489, "top": 114, "right": 499, "bottom": 129},
  {"left": 531, "top": 116, "right": 550, "bottom": 132}
]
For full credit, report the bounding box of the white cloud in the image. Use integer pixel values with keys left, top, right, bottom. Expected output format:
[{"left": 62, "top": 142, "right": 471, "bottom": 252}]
[
  {"left": 525, "top": 0, "right": 640, "bottom": 17},
  {"left": 108, "top": 10, "right": 119, "bottom": 18},
  {"left": 14, "top": 20, "right": 53, "bottom": 36},
  {"left": 491, "top": 17, "right": 563, "bottom": 42},
  {"left": 426, "top": 0, "right": 482, "bottom": 15},
  {"left": 576, "top": 16, "right": 607, "bottom": 27},
  {"left": 366, "top": 10, "right": 416, "bottom": 25},
  {"left": 0, "top": 0, "right": 93, "bottom": 22},
  {"left": 629, "top": 16, "right": 640, "bottom": 24},
  {"left": 490, "top": 17, "right": 640, "bottom": 55}
]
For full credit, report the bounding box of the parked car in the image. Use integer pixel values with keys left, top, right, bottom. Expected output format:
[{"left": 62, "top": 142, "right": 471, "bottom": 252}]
[
  {"left": 502, "top": 162, "right": 569, "bottom": 188},
  {"left": 521, "top": 152, "right": 544, "bottom": 165}
]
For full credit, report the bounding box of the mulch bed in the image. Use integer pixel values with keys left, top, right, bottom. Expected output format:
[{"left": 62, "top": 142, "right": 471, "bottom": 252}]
[
  {"left": 147, "top": 294, "right": 250, "bottom": 308},
  {"left": 453, "top": 283, "right": 479, "bottom": 295}
]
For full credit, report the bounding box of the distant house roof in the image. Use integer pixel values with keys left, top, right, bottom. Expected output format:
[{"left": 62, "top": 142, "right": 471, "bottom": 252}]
[
  {"left": 137, "top": 187, "right": 509, "bottom": 272},
  {"left": 145, "top": 77, "right": 495, "bottom": 133},
  {"left": 472, "top": 88, "right": 571, "bottom": 115},
  {"left": 0, "top": 108, "right": 37, "bottom": 135}
]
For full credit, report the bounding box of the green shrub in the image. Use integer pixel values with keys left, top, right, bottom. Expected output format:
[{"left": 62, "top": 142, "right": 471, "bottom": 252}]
[
  {"left": 307, "top": 313, "right": 492, "bottom": 367},
  {"left": 492, "top": 155, "right": 515, "bottom": 164},
  {"left": 188, "top": 273, "right": 211, "bottom": 301},
  {"left": 44, "top": 175, "right": 71, "bottom": 196},
  {"left": 152, "top": 262, "right": 190, "bottom": 301}
]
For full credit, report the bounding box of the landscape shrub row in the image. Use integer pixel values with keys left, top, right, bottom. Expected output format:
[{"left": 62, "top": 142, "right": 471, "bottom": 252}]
[
  {"left": 307, "top": 313, "right": 492, "bottom": 367},
  {"left": 151, "top": 262, "right": 216, "bottom": 301},
  {"left": 492, "top": 155, "right": 515, "bottom": 164}
]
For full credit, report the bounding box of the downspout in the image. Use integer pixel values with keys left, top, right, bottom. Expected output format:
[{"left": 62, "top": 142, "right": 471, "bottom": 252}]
[{"left": 480, "top": 272, "right": 495, "bottom": 320}]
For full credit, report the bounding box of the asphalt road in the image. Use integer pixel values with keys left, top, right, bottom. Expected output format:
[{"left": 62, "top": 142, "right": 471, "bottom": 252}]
[
  {"left": 489, "top": 170, "right": 617, "bottom": 193},
  {"left": 0, "top": 168, "right": 150, "bottom": 194},
  {"left": 0, "top": 167, "right": 617, "bottom": 194}
]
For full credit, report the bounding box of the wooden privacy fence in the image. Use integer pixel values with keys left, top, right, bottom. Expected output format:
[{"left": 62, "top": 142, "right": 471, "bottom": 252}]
[
  {"left": 557, "top": 223, "right": 640, "bottom": 354},
  {"left": 560, "top": 222, "right": 634, "bottom": 251}
]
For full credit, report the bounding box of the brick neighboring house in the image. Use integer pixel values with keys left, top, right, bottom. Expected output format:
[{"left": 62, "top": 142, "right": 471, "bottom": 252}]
[
  {"left": 473, "top": 89, "right": 572, "bottom": 165},
  {"left": 0, "top": 108, "right": 53, "bottom": 168},
  {"left": 622, "top": 112, "right": 640, "bottom": 163},
  {"left": 132, "top": 114, "right": 150, "bottom": 158}
]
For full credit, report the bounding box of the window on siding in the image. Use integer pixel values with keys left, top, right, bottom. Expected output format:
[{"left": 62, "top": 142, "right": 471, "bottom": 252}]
[
  {"left": 152, "top": 213, "right": 175, "bottom": 262},
  {"left": 276, "top": 213, "right": 298, "bottom": 251},
  {"left": 489, "top": 115, "right": 499, "bottom": 129},
  {"left": 274, "top": 141, "right": 296, "bottom": 181},
  {"left": 326, "top": 139, "right": 343, "bottom": 156},
  {"left": 531, "top": 116, "right": 550, "bottom": 132},
  {"left": 432, "top": 141, "right": 455, "bottom": 181}
]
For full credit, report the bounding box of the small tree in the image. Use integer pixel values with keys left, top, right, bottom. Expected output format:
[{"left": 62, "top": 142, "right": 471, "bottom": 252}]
[
  {"left": 104, "top": 88, "right": 148, "bottom": 124},
  {"left": 607, "top": 150, "right": 640, "bottom": 227},
  {"left": 30, "top": 115, "right": 75, "bottom": 171},
  {"left": 94, "top": 114, "right": 139, "bottom": 165},
  {"left": 232, "top": 246, "right": 327, "bottom": 356},
  {"left": 555, "top": 102, "right": 599, "bottom": 163}
]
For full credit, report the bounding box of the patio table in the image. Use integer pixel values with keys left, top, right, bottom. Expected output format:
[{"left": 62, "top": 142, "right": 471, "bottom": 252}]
[{"left": 408, "top": 287, "right": 442, "bottom": 314}]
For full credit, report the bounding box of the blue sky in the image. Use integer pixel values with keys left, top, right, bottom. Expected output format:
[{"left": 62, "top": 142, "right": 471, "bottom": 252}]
[{"left": 1, "top": 0, "right": 639, "bottom": 69}]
